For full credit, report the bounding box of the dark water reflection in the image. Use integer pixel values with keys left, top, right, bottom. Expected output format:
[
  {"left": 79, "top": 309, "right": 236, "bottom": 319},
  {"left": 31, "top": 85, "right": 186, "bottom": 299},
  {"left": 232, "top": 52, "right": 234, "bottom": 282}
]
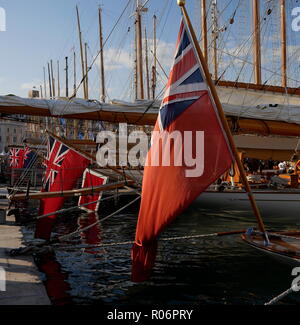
[{"left": 24, "top": 196, "right": 300, "bottom": 305}]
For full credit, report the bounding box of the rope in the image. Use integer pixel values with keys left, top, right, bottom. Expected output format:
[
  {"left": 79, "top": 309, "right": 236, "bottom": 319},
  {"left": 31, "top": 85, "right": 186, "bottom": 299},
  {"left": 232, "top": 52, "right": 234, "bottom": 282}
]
[
  {"left": 56, "top": 230, "right": 240, "bottom": 250},
  {"left": 265, "top": 282, "right": 300, "bottom": 305},
  {"left": 57, "top": 196, "right": 140, "bottom": 242},
  {"left": 33, "top": 193, "right": 117, "bottom": 221}
]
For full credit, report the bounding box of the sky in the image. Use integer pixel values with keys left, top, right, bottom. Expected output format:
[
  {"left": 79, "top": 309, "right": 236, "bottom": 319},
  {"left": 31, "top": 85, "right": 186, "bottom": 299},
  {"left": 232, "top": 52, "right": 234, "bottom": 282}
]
[{"left": 0, "top": 0, "right": 300, "bottom": 101}]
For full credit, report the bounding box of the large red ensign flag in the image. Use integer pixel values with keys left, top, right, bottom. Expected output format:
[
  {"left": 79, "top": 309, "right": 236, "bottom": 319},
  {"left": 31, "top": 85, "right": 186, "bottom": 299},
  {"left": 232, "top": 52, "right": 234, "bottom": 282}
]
[
  {"left": 131, "top": 18, "right": 234, "bottom": 282},
  {"left": 35, "top": 136, "right": 90, "bottom": 240}
]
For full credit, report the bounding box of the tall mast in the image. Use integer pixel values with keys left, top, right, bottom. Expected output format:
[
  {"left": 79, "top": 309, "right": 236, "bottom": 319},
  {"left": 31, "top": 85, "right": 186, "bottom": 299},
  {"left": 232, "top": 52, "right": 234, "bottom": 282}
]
[
  {"left": 135, "top": 0, "right": 144, "bottom": 100},
  {"left": 179, "top": 0, "right": 267, "bottom": 235},
  {"left": 73, "top": 51, "right": 77, "bottom": 97},
  {"left": 151, "top": 14, "right": 157, "bottom": 100},
  {"left": 40, "top": 85, "right": 43, "bottom": 98},
  {"left": 76, "top": 5, "right": 87, "bottom": 99},
  {"left": 98, "top": 7, "right": 106, "bottom": 102},
  {"left": 84, "top": 42, "right": 89, "bottom": 99},
  {"left": 65, "top": 56, "right": 69, "bottom": 98},
  {"left": 50, "top": 59, "right": 55, "bottom": 98},
  {"left": 47, "top": 62, "right": 52, "bottom": 99},
  {"left": 57, "top": 60, "right": 61, "bottom": 97},
  {"left": 43, "top": 66, "right": 47, "bottom": 98},
  {"left": 212, "top": 0, "right": 218, "bottom": 80},
  {"left": 252, "top": 0, "right": 261, "bottom": 85},
  {"left": 145, "top": 27, "right": 150, "bottom": 99},
  {"left": 201, "top": 0, "right": 208, "bottom": 63},
  {"left": 280, "top": 0, "right": 287, "bottom": 88}
]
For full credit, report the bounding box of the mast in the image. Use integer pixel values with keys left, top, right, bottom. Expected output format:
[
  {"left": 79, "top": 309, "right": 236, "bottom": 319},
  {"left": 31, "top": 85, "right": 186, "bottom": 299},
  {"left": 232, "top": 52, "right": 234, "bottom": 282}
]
[
  {"left": 145, "top": 27, "right": 150, "bottom": 99},
  {"left": 50, "top": 59, "right": 55, "bottom": 98},
  {"left": 40, "top": 85, "right": 43, "bottom": 98},
  {"left": 57, "top": 60, "right": 61, "bottom": 97},
  {"left": 201, "top": 0, "right": 208, "bottom": 63},
  {"left": 76, "top": 5, "right": 87, "bottom": 99},
  {"left": 252, "top": 0, "right": 262, "bottom": 85},
  {"left": 98, "top": 7, "right": 106, "bottom": 102},
  {"left": 135, "top": 0, "right": 144, "bottom": 100},
  {"left": 212, "top": 0, "right": 218, "bottom": 80},
  {"left": 151, "top": 14, "right": 157, "bottom": 100},
  {"left": 84, "top": 42, "right": 89, "bottom": 99},
  {"left": 47, "top": 62, "right": 52, "bottom": 99},
  {"left": 73, "top": 51, "right": 77, "bottom": 97},
  {"left": 65, "top": 56, "right": 69, "bottom": 98},
  {"left": 280, "top": 0, "right": 287, "bottom": 88},
  {"left": 43, "top": 66, "right": 47, "bottom": 98},
  {"left": 179, "top": 0, "right": 267, "bottom": 235}
]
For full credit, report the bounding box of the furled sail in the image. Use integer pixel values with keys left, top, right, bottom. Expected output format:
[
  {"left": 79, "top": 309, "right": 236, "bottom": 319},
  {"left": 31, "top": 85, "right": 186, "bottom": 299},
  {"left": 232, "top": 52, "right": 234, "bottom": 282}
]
[{"left": 131, "top": 17, "right": 234, "bottom": 282}]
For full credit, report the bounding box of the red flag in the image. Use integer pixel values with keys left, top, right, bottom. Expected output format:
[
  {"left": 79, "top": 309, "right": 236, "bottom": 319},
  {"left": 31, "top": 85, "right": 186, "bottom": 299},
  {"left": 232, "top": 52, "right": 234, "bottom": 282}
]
[
  {"left": 131, "top": 18, "right": 234, "bottom": 282},
  {"left": 9, "top": 147, "right": 32, "bottom": 169},
  {"left": 35, "top": 135, "right": 90, "bottom": 240},
  {"left": 78, "top": 169, "right": 107, "bottom": 213},
  {"left": 9, "top": 148, "right": 20, "bottom": 168}
]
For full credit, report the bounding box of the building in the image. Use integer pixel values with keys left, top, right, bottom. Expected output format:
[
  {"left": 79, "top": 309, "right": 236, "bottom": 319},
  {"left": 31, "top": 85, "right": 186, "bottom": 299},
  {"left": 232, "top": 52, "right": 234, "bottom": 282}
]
[{"left": 0, "top": 118, "right": 45, "bottom": 153}]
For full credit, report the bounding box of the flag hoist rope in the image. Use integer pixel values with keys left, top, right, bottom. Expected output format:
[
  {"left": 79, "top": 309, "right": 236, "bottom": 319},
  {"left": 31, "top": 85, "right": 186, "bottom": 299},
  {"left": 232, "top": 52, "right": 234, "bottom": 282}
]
[{"left": 179, "top": 0, "right": 268, "bottom": 241}]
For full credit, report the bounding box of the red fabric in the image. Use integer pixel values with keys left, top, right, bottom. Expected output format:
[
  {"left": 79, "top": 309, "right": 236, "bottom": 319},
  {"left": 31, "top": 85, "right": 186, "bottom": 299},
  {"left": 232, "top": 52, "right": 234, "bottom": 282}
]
[
  {"left": 131, "top": 18, "right": 233, "bottom": 282},
  {"left": 78, "top": 169, "right": 107, "bottom": 212},
  {"left": 35, "top": 139, "right": 90, "bottom": 240},
  {"left": 9, "top": 147, "right": 30, "bottom": 169},
  {"left": 78, "top": 213, "right": 102, "bottom": 254}
]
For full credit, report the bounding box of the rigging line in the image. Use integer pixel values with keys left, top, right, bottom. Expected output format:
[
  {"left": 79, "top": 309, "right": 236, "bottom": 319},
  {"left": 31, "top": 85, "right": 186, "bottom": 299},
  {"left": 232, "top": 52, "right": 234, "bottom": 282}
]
[
  {"left": 42, "top": 0, "right": 133, "bottom": 122},
  {"left": 9, "top": 132, "right": 48, "bottom": 196},
  {"left": 29, "top": 194, "right": 118, "bottom": 221},
  {"left": 216, "top": 0, "right": 243, "bottom": 69},
  {"left": 218, "top": 6, "right": 275, "bottom": 108},
  {"left": 56, "top": 196, "right": 141, "bottom": 242}
]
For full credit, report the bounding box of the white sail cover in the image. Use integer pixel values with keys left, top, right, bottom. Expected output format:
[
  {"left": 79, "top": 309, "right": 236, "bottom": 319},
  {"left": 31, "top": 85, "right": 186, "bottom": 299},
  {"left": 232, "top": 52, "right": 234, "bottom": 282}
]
[{"left": 0, "top": 86, "right": 300, "bottom": 124}]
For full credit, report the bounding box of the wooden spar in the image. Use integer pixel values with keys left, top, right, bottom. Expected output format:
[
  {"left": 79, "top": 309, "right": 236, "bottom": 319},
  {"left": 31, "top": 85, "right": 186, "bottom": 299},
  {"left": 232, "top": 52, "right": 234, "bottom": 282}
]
[
  {"left": 212, "top": 0, "right": 218, "bottom": 79},
  {"left": 201, "top": 0, "right": 208, "bottom": 63},
  {"left": 180, "top": 1, "right": 267, "bottom": 234},
  {"left": 216, "top": 80, "right": 300, "bottom": 95},
  {"left": 136, "top": 0, "right": 144, "bottom": 100},
  {"left": 84, "top": 42, "right": 89, "bottom": 99},
  {"left": 9, "top": 181, "right": 134, "bottom": 201},
  {"left": 98, "top": 7, "right": 106, "bottom": 102},
  {"left": 84, "top": 42, "right": 90, "bottom": 139},
  {"left": 280, "top": 0, "right": 287, "bottom": 88},
  {"left": 57, "top": 60, "right": 61, "bottom": 97},
  {"left": 252, "top": 0, "right": 262, "bottom": 85},
  {"left": 46, "top": 130, "right": 138, "bottom": 183},
  {"left": 145, "top": 27, "right": 150, "bottom": 99},
  {"left": 50, "top": 59, "right": 55, "bottom": 98},
  {"left": 76, "top": 5, "right": 87, "bottom": 99},
  {"left": 73, "top": 51, "right": 77, "bottom": 96},
  {"left": 47, "top": 62, "right": 52, "bottom": 99},
  {"left": 43, "top": 66, "right": 47, "bottom": 98},
  {"left": 151, "top": 14, "right": 157, "bottom": 99},
  {"left": 65, "top": 56, "right": 69, "bottom": 98}
]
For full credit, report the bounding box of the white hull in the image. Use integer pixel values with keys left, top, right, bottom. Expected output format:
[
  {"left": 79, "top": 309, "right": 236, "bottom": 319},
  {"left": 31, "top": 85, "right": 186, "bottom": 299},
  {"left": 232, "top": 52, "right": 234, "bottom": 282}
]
[{"left": 196, "top": 190, "right": 300, "bottom": 219}]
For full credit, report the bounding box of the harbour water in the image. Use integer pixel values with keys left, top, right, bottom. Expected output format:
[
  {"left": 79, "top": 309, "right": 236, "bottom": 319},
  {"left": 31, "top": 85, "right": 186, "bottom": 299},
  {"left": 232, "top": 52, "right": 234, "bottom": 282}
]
[{"left": 22, "top": 196, "right": 300, "bottom": 305}]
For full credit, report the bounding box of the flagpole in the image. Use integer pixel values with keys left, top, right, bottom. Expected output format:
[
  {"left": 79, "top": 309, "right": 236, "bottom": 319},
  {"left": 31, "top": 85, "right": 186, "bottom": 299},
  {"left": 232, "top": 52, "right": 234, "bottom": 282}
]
[{"left": 178, "top": 0, "right": 267, "bottom": 236}]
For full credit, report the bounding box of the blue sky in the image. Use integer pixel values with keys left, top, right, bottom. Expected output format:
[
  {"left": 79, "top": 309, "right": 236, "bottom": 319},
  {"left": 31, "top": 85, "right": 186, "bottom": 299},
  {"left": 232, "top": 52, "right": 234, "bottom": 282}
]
[{"left": 0, "top": 0, "right": 299, "bottom": 101}]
